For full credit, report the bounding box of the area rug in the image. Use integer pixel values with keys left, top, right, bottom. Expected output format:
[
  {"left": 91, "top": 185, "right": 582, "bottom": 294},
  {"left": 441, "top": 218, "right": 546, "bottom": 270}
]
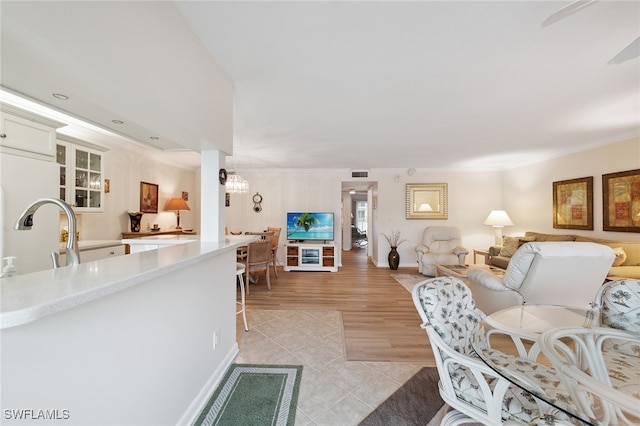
[
  {"left": 193, "top": 364, "right": 302, "bottom": 426},
  {"left": 391, "top": 273, "right": 428, "bottom": 293},
  {"left": 358, "top": 367, "right": 444, "bottom": 426}
]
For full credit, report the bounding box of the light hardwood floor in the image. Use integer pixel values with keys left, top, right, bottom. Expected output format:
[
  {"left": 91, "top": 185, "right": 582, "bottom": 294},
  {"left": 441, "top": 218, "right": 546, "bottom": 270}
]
[{"left": 245, "top": 246, "right": 435, "bottom": 364}]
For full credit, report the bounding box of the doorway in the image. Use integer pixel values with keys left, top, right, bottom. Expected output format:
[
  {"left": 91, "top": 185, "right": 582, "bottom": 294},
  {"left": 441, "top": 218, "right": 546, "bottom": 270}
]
[{"left": 341, "top": 181, "right": 377, "bottom": 258}]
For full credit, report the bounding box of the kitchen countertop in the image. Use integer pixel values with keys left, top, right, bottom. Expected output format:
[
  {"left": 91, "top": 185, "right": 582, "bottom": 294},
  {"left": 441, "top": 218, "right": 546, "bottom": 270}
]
[{"left": 1, "top": 234, "right": 255, "bottom": 330}]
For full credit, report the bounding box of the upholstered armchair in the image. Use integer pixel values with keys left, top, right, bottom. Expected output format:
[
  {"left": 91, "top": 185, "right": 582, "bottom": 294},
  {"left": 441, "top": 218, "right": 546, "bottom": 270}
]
[
  {"left": 415, "top": 226, "right": 468, "bottom": 276},
  {"left": 468, "top": 242, "right": 615, "bottom": 315}
]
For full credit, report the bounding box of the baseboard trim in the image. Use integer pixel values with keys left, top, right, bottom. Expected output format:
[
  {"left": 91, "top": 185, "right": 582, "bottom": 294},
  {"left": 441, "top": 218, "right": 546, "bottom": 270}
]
[{"left": 177, "top": 343, "right": 239, "bottom": 425}]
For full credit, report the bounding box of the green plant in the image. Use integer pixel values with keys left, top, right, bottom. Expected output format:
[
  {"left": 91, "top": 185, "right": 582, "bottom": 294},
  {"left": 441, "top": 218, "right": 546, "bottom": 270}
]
[{"left": 383, "top": 229, "right": 407, "bottom": 248}]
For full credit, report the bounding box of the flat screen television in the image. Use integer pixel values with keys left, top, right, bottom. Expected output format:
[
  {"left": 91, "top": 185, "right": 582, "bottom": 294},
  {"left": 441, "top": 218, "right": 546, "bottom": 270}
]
[{"left": 286, "top": 212, "right": 334, "bottom": 241}]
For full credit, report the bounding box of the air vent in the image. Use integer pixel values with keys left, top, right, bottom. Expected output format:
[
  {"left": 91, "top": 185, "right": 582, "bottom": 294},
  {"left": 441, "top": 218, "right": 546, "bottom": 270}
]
[{"left": 351, "top": 170, "right": 369, "bottom": 178}]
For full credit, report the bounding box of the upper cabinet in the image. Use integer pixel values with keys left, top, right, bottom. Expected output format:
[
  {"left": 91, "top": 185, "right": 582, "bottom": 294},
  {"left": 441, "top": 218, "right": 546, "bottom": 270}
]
[
  {"left": 57, "top": 135, "right": 107, "bottom": 213},
  {"left": 0, "top": 103, "right": 66, "bottom": 161}
]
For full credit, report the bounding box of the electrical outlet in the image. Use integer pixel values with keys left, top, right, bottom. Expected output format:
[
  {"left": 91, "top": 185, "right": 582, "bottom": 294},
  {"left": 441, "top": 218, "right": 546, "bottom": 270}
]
[{"left": 213, "top": 329, "right": 220, "bottom": 350}]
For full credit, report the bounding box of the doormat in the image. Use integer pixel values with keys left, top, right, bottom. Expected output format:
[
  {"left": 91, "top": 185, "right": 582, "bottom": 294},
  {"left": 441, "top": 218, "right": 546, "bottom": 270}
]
[
  {"left": 358, "top": 367, "right": 444, "bottom": 426},
  {"left": 194, "top": 364, "right": 303, "bottom": 426},
  {"left": 391, "top": 274, "right": 428, "bottom": 293}
]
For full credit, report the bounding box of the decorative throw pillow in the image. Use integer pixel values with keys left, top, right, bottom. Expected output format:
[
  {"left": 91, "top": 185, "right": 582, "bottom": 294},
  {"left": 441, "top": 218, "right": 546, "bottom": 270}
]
[
  {"left": 498, "top": 236, "right": 535, "bottom": 257},
  {"left": 498, "top": 236, "right": 521, "bottom": 257},
  {"left": 612, "top": 247, "right": 626, "bottom": 267}
]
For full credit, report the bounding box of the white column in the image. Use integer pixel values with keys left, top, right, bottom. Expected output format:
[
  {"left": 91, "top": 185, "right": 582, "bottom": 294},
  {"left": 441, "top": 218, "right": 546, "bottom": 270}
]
[{"left": 200, "top": 149, "right": 225, "bottom": 242}]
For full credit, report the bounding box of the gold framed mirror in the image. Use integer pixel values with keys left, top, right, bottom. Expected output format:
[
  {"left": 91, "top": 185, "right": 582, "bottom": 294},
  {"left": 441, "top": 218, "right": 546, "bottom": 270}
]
[{"left": 406, "top": 183, "right": 448, "bottom": 219}]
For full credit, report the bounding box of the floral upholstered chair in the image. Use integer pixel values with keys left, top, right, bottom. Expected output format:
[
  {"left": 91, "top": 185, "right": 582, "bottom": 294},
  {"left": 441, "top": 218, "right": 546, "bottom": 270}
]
[
  {"left": 412, "top": 276, "right": 545, "bottom": 425},
  {"left": 588, "top": 279, "right": 640, "bottom": 332}
]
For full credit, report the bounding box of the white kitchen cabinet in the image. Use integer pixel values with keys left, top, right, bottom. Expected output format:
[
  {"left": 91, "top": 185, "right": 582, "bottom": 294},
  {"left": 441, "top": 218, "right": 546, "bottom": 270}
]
[
  {"left": 0, "top": 103, "right": 65, "bottom": 161},
  {"left": 1, "top": 104, "right": 64, "bottom": 274},
  {"left": 59, "top": 241, "right": 125, "bottom": 265},
  {"left": 57, "top": 135, "right": 107, "bottom": 213}
]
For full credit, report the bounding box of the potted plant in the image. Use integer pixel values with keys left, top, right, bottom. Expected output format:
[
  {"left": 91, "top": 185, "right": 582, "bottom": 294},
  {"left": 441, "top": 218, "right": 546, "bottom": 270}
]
[{"left": 383, "top": 230, "right": 407, "bottom": 270}]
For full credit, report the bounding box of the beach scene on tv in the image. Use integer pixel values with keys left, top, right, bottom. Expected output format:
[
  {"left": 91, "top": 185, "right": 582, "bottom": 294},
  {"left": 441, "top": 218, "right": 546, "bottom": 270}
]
[{"left": 286, "top": 212, "right": 335, "bottom": 241}]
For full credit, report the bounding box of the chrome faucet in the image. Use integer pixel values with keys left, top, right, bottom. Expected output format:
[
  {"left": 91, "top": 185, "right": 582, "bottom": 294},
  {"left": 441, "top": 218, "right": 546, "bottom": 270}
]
[{"left": 14, "top": 198, "right": 80, "bottom": 268}]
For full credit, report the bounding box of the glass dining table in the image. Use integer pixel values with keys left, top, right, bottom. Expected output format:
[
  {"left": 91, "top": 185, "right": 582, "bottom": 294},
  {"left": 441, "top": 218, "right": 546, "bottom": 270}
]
[{"left": 470, "top": 304, "right": 630, "bottom": 425}]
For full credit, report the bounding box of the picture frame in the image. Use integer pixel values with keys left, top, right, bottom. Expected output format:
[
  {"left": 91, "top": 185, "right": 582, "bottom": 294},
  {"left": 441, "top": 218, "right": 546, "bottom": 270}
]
[
  {"left": 406, "top": 183, "right": 448, "bottom": 219},
  {"left": 182, "top": 191, "right": 189, "bottom": 201},
  {"left": 140, "top": 181, "right": 159, "bottom": 213},
  {"left": 602, "top": 168, "right": 640, "bottom": 233},
  {"left": 553, "top": 176, "right": 593, "bottom": 230}
]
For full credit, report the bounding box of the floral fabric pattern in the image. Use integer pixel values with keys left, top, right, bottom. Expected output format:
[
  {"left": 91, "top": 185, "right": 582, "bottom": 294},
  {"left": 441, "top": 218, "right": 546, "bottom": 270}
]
[
  {"left": 600, "top": 279, "right": 640, "bottom": 332},
  {"left": 416, "top": 276, "right": 540, "bottom": 423},
  {"left": 416, "top": 276, "right": 484, "bottom": 356}
]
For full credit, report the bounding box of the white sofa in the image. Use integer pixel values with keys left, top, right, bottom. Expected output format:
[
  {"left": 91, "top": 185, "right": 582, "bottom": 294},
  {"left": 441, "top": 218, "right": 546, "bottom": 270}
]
[{"left": 468, "top": 241, "right": 615, "bottom": 314}]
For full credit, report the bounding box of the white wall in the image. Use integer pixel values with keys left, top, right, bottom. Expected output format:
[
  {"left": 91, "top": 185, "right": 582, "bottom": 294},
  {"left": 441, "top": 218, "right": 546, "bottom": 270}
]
[
  {"left": 223, "top": 137, "right": 638, "bottom": 272},
  {"left": 225, "top": 169, "right": 344, "bottom": 265},
  {"left": 502, "top": 136, "right": 640, "bottom": 241},
  {"left": 73, "top": 146, "right": 198, "bottom": 241}
]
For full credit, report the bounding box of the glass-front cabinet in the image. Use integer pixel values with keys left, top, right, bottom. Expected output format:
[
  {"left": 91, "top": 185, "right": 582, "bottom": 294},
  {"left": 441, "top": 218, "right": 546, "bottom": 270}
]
[{"left": 56, "top": 136, "right": 106, "bottom": 212}]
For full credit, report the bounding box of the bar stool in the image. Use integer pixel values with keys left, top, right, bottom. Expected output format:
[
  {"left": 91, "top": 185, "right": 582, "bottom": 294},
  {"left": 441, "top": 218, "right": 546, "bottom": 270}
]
[{"left": 236, "top": 263, "right": 249, "bottom": 332}]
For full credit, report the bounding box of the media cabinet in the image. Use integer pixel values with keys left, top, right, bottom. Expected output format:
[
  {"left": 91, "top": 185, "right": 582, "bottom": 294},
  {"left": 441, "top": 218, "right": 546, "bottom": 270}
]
[{"left": 284, "top": 242, "right": 337, "bottom": 272}]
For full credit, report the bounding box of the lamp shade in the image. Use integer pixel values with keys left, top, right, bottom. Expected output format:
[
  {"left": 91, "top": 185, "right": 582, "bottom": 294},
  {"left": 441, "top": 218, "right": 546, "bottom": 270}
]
[
  {"left": 165, "top": 198, "right": 190, "bottom": 211},
  {"left": 483, "top": 210, "right": 514, "bottom": 227}
]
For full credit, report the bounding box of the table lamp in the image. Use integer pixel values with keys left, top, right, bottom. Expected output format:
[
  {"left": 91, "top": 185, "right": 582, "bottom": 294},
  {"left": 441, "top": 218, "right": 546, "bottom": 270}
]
[
  {"left": 483, "top": 210, "right": 514, "bottom": 245},
  {"left": 165, "top": 198, "right": 190, "bottom": 229}
]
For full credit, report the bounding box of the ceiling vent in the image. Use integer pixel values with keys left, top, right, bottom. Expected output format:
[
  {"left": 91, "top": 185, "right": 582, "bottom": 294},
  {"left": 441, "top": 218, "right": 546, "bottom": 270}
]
[{"left": 351, "top": 170, "right": 369, "bottom": 178}]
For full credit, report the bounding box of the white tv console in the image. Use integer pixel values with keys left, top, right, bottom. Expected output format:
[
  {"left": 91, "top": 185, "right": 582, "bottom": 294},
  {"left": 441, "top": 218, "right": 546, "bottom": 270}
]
[{"left": 284, "top": 242, "right": 337, "bottom": 272}]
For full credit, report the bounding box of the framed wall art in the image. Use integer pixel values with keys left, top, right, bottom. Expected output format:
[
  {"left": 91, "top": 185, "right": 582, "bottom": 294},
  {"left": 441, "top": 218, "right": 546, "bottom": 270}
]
[
  {"left": 602, "top": 168, "right": 640, "bottom": 233},
  {"left": 552, "top": 176, "right": 593, "bottom": 230},
  {"left": 406, "top": 183, "right": 448, "bottom": 219},
  {"left": 140, "top": 181, "right": 159, "bottom": 213}
]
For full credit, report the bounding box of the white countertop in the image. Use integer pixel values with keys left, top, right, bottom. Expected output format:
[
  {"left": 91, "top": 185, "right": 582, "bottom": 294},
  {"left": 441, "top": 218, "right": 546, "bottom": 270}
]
[{"left": 1, "top": 235, "right": 255, "bottom": 330}]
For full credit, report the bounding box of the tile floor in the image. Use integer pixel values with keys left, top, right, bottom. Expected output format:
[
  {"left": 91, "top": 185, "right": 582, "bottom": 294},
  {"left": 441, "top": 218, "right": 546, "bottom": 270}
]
[{"left": 235, "top": 309, "right": 429, "bottom": 426}]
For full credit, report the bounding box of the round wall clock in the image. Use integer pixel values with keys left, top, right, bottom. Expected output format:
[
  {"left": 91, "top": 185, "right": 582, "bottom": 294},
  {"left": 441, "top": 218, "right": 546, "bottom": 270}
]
[{"left": 219, "top": 168, "right": 227, "bottom": 185}]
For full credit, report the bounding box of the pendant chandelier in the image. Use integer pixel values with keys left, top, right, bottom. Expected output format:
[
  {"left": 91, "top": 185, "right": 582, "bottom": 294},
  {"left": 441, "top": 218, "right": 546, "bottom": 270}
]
[{"left": 226, "top": 172, "right": 249, "bottom": 194}]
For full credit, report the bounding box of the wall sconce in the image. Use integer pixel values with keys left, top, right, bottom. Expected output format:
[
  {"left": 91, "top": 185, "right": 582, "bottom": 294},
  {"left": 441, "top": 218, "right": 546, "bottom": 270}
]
[
  {"left": 165, "top": 198, "right": 190, "bottom": 229},
  {"left": 483, "top": 210, "right": 514, "bottom": 245}
]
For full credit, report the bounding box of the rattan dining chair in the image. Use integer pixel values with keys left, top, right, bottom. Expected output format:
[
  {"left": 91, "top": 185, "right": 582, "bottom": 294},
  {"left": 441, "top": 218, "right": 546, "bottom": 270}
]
[
  {"left": 267, "top": 226, "right": 281, "bottom": 278},
  {"left": 540, "top": 326, "right": 640, "bottom": 425},
  {"left": 242, "top": 238, "right": 272, "bottom": 295},
  {"left": 412, "top": 276, "right": 546, "bottom": 425},
  {"left": 587, "top": 278, "right": 640, "bottom": 331}
]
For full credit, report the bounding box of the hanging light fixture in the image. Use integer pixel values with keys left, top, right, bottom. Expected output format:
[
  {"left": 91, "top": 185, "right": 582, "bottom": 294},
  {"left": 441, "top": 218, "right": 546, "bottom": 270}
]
[
  {"left": 226, "top": 172, "right": 249, "bottom": 194},
  {"left": 225, "top": 155, "right": 249, "bottom": 194}
]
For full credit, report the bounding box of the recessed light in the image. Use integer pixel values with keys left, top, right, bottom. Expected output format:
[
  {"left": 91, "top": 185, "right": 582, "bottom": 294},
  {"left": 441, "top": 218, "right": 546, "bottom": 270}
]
[
  {"left": 112, "top": 119, "right": 124, "bottom": 124},
  {"left": 52, "top": 93, "right": 69, "bottom": 100},
  {"left": 150, "top": 136, "right": 159, "bottom": 140}
]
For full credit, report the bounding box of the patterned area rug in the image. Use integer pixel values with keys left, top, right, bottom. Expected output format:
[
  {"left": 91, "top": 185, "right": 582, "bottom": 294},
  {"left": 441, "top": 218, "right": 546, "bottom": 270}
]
[
  {"left": 358, "top": 367, "right": 445, "bottom": 426},
  {"left": 194, "top": 364, "right": 302, "bottom": 426},
  {"left": 391, "top": 273, "right": 428, "bottom": 293}
]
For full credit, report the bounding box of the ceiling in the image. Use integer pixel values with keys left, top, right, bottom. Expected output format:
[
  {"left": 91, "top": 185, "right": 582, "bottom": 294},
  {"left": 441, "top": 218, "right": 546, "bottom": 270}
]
[{"left": 1, "top": 1, "right": 639, "bottom": 172}]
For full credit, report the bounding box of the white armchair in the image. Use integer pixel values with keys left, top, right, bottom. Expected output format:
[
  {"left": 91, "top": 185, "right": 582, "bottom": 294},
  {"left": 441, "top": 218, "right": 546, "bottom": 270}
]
[
  {"left": 415, "top": 226, "right": 468, "bottom": 276},
  {"left": 468, "top": 242, "right": 615, "bottom": 315}
]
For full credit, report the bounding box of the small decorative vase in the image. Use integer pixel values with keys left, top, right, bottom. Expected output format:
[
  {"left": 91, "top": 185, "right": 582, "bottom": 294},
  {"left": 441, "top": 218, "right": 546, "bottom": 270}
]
[
  {"left": 388, "top": 246, "right": 400, "bottom": 270},
  {"left": 128, "top": 212, "right": 143, "bottom": 232}
]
